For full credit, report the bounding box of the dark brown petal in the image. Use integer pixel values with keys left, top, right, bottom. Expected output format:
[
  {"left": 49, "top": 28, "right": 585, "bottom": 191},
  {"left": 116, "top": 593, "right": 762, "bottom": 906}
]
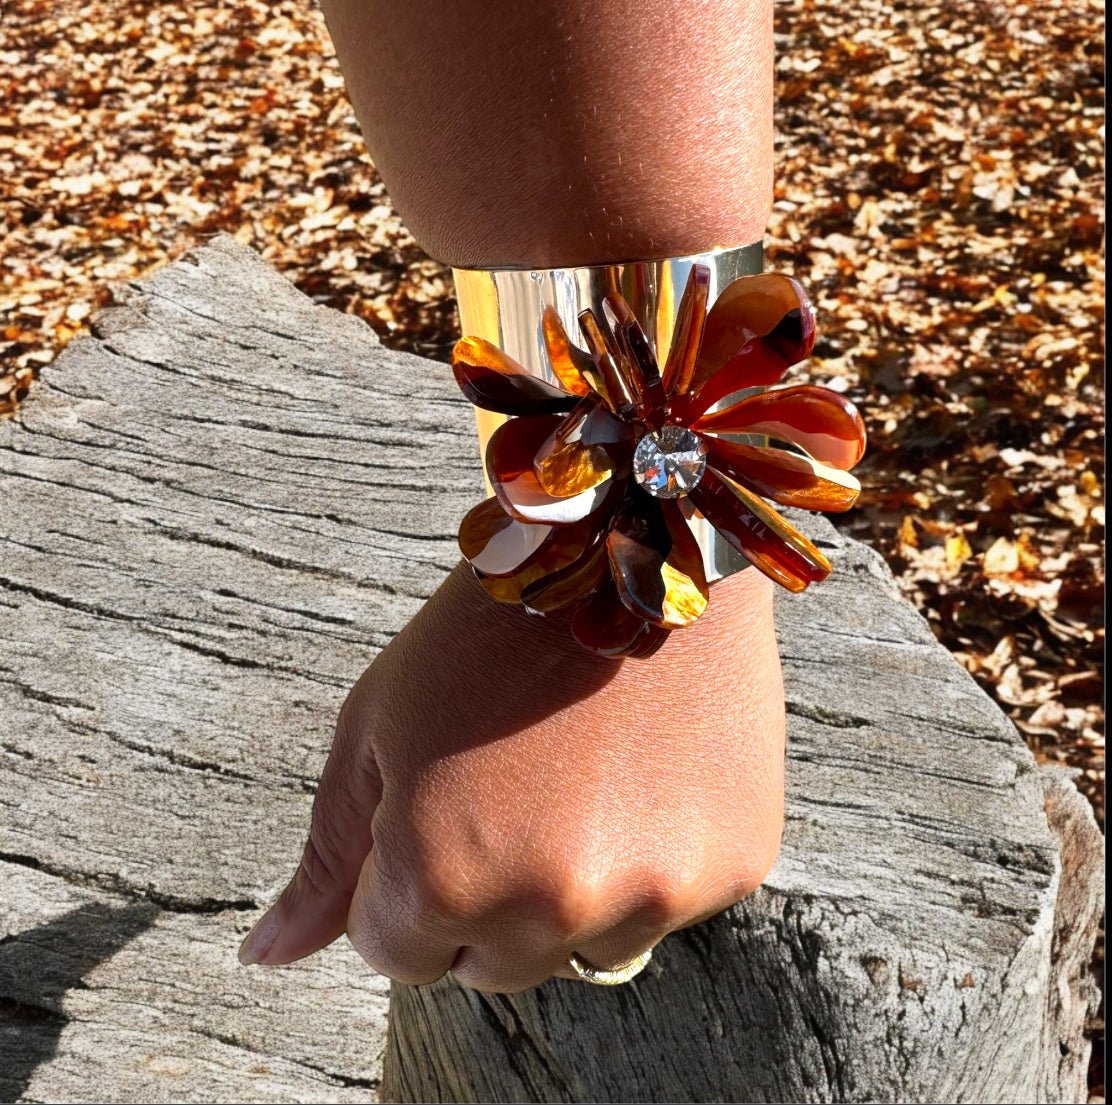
[
  {"left": 678, "top": 342, "right": 793, "bottom": 423},
  {"left": 533, "top": 398, "right": 634, "bottom": 497},
  {"left": 458, "top": 496, "right": 553, "bottom": 577},
  {"left": 622, "top": 622, "right": 671, "bottom": 658},
  {"left": 519, "top": 538, "right": 609, "bottom": 614},
  {"left": 474, "top": 511, "right": 606, "bottom": 604},
  {"left": 487, "top": 413, "right": 617, "bottom": 524},
  {"left": 704, "top": 438, "right": 861, "bottom": 513},
  {"left": 662, "top": 264, "right": 711, "bottom": 399},
  {"left": 578, "top": 308, "right": 640, "bottom": 418},
  {"left": 606, "top": 496, "right": 709, "bottom": 629},
  {"left": 690, "top": 468, "right": 832, "bottom": 593},
  {"left": 604, "top": 294, "right": 666, "bottom": 424},
  {"left": 452, "top": 336, "right": 578, "bottom": 415},
  {"left": 694, "top": 385, "right": 866, "bottom": 470},
  {"left": 696, "top": 273, "right": 815, "bottom": 385},
  {"left": 542, "top": 306, "right": 600, "bottom": 399},
  {"left": 674, "top": 274, "right": 816, "bottom": 419},
  {"left": 571, "top": 575, "right": 671, "bottom": 658}
]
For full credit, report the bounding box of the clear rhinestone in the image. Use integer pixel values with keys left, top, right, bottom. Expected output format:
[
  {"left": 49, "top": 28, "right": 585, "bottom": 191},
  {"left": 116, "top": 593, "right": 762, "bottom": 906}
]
[{"left": 632, "top": 426, "right": 707, "bottom": 499}]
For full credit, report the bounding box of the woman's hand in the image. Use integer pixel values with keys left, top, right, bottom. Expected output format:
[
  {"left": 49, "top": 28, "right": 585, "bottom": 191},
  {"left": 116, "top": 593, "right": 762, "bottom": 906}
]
[{"left": 238, "top": 562, "right": 784, "bottom": 993}]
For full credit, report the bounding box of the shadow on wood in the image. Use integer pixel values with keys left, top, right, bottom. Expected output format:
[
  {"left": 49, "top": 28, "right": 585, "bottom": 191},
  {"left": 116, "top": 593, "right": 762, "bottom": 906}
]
[{"left": 0, "top": 900, "right": 158, "bottom": 1103}]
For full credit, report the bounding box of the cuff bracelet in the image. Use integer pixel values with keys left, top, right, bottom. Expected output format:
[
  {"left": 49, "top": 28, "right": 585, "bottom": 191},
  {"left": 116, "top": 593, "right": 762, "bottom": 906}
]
[
  {"left": 446, "top": 241, "right": 867, "bottom": 659},
  {"left": 452, "top": 242, "right": 765, "bottom": 582}
]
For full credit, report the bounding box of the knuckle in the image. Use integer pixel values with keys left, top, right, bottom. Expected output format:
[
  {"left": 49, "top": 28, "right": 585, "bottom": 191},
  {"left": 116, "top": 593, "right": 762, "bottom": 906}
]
[
  {"left": 408, "top": 861, "right": 481, "bottom": 924},
  {"left": 345, "top": 898, "right": 391, "bottom": 965},
  {"left": 732, "top": 835, "right": 782, "bottom": 900},
  {"left": 636, "top": 875, "right": 691, "bottom": 930},
  {"left": 547, "top": 866, "right": 608, "bottom": 939},
  {"left": 346, "top": 879, "right": 411, "bottom": 968}
]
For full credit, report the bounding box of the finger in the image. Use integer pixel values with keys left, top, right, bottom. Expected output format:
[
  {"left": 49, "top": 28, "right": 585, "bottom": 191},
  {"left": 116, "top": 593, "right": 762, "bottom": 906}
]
[
  {"left": 239, "top": 688, "right": 382, "bottom": 966},
  {"left": 450, "top": 940, "right": 573, "bottom": 994},
  {"left": 345, "top": 848, "right": 461, "bottom": 986},
  {"left": 550, "top": 881, "right": 690, "bottom": 982},
  {"left": 551, "top": 915, "right": 668, "bottom": 982}
]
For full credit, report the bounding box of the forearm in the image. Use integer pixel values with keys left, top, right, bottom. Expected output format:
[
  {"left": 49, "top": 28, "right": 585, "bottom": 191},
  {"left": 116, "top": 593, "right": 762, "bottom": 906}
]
[{"left": 318, "top": 0, "right": 773, "bottom": 266}]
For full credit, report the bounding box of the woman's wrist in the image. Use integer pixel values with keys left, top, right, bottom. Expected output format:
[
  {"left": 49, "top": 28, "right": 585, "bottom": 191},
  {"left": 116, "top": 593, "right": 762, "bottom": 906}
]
[{"left": 442, "top": 557, "right": 775, "bottom": 681}]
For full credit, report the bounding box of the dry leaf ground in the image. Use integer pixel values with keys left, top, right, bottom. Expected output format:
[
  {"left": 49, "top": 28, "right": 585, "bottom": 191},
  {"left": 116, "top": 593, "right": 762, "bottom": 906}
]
[{"left": 1, "top": 0, "right": 1104, "bottom": 1094}]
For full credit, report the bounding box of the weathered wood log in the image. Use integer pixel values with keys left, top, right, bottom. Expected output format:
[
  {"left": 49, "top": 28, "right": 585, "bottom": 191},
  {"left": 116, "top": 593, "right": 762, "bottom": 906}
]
[{"left": 0, "top": 237, "right": 1102, "bottom": 1105}]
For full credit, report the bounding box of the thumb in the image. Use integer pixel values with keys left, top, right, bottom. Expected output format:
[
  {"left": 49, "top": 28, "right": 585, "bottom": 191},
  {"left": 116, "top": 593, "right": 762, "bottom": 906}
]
[{"left": 239, "top": 698, "right": 382, "bottom": 966}]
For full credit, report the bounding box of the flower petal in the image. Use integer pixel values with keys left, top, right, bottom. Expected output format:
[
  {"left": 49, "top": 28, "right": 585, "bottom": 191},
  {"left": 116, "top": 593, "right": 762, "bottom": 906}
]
[
  {"left": 690, "top": 468, "right": 831, "bottom": 592},
  {"left": 578, "top": 308, "right": 640, "bottom": 418},
  {"left": 459, "top": 497, "right": 553, "bottom": 577},
  {"left": 542, "top": 307, "right": 600, "bottom": 399},
  {"left": 676, "top": 274, "right": 816, "bottom": 419},
  {"left": 662, "top": 264, "right": 711, "bottom": 399},
  {"left": 704, "top": 438, "right": 861, "bottom": 513},
  {"left": 533, "top": 398, "right": 633, "bottom": 497},
  {"left": 487, "top": 413, "right": 617, "bottom": 524},
  {"left": 452, "top": 336, "right": 578, "bottom": 415},
  {"left": 606, "top": 497, "right": 709, "bottom": 629},
  {"left": 604, "top": 294, "right": 666, "bottom": 423},
  {"left": 473, "top": 512, "right": 605, "bottom": 604},
  {"left": 520, "top": 539, "right": 609, "bottom": 614},
  {"left": 571, "top": 576, "right": 671, "bottom": 658},
  {"left": 623, "top": 622, "right": 671, "bottom": 658},
  {"left": 694, "top": 385, "right": 866, "bottom": 470}
]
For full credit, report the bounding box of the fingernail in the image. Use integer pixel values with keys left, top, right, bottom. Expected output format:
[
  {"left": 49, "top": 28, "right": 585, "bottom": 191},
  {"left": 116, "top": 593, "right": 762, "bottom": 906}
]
[{"left": 239, "top": 906, "right": 281, "bottom": 966}]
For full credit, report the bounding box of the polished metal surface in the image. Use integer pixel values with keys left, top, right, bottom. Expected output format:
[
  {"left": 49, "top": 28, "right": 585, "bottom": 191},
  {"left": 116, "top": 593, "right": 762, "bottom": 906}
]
[{"left": 452, "top": 240, "right": 765, "bottom": 582}]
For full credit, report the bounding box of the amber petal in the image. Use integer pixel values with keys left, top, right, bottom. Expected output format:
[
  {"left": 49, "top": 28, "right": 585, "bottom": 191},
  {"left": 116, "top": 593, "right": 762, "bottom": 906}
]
[
  {"left": 571, "top": 577, "right": 671, "bottom": 658},
  {"left": 459, "top": 497, "right": 553, "bottom": 577},
  {"left": 520, "top": 539, "right": 609, "bottom": 614},
  {"left": 606, "top": 497, "right": 709, "bottom": 629},
  {"left": 705, "top": 438, "right": 861, "bottom": 513},
  {"left": 690, "top": 469, "right": 831, "bottom": 592},
  {"left": 662, "top": 264, "right": 711, "bottom": 399},
  {"left": 475, "top": 512, "right": 605, "bottom": 604},
  {"left": 452, "top": 336, "right": 578, "bottom": 415},
  {"left": 578, "top": 308, "right": 639, "bottom": 418},
  {"left": 542, "top": 307, "right": 601, "bottom": 399},
  {"left": 487, "top": 414, "right": 618, "bottom": 524},
  {"left": 694, "top": 385, "right": 866, "bottom": 470},
  {"left": 533, "top": 399, "right": 633, "bottom": 497}
]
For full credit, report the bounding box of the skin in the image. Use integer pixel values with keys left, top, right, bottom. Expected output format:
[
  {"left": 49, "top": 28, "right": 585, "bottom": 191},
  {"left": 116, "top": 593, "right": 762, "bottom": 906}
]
[
  {"left": 315, "top": 0, "right": 773, "bottom": 267},
  {"left": 241, "top": 566, "right": 784, "bottom": 990},
  {"left": 240, "top": 0, "right": 783, "bottom": 990}
]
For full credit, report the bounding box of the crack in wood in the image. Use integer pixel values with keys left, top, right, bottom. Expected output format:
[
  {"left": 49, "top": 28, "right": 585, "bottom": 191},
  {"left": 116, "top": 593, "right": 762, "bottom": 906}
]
[{"left": 0, "top": 853, "right": 258, "bottom": 915}]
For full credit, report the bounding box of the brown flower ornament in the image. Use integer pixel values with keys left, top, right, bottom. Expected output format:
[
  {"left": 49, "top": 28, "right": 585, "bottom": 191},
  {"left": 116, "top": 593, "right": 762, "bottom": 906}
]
[{"left": 452, "top": 265, "right": 866, "bottom": 658}]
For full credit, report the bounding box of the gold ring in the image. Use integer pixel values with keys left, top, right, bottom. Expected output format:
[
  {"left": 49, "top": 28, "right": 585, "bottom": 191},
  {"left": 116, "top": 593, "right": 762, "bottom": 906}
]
[{"left": 566, "top": 948, "right": 653, "bottom": 986}]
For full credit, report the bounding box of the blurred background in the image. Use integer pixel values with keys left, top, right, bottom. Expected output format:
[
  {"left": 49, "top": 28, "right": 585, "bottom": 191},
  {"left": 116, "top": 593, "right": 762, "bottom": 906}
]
[{"left": 1, "top": 0, "right": 1104, "bottom": 1093}]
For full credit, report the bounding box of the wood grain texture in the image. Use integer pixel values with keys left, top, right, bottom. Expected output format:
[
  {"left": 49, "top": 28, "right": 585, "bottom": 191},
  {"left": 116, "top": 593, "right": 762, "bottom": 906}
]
[{"left": 0, "top": 236, "right": 1101, "bottom": 1104}]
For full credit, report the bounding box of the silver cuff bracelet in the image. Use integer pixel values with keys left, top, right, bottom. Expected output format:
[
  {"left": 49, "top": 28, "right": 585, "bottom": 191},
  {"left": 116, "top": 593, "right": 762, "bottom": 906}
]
[{"left": 452, "top": 240, "right": 765, "bottom": 582}]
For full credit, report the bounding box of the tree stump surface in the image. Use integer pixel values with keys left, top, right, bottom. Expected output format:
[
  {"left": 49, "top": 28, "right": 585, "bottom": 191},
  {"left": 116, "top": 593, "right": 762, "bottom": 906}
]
[{"left": 0, "top": 236, "right": 1102, "bottom": 1105}]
